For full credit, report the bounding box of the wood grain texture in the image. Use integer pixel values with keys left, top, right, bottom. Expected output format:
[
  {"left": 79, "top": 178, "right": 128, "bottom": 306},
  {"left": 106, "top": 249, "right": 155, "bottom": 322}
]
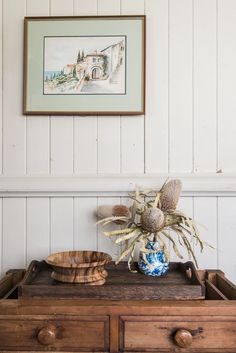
[
  {"left": 18, "top": 261, "right": 204, "bottom": 299},
  {"left": 0, "top": 0, "right": 236, "bottom": 287},
  {"left": 121, "top": 316, "right": 236, "bottom": 350},
  {"left": 0, "top": 317, "right": 109, "bottom": 350},
  {"left": 46, "top": 251, "right": 111, "bottom": 283},
  {"left": 174, "top": 328, "right": 193, "bottom": 348}
]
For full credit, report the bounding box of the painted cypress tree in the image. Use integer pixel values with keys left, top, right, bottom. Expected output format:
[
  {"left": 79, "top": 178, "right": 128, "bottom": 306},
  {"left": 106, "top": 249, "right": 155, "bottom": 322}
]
[
  {"left": 77, "top": 51, "right": 81, "bottom": 63},
  {"left": 81, "top": 50, "right": 85, "bottom": 61},
  {"left": 73, "top": 66, "right": 76, "bottom": 78}
]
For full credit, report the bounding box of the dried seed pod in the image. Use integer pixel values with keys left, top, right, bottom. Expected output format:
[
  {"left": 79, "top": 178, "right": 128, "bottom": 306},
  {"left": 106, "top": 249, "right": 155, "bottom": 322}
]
[
  {"left": 160, "top": 179, "right": 182, "bottom": 211},
  {"left": 141, "top": 208, "right": 165, "bottom": 233},
  {"left": 97, "top": 205, "right": 114, "bottom": 219},
  {"left": 113, "top": 205, "right": 131, "bottom": 218},
  {"left": 112, "top": 205, "right": 131, "bottom": 225},
  {"left": 97, "top": 204, "right": 131, "bottom": 224}
]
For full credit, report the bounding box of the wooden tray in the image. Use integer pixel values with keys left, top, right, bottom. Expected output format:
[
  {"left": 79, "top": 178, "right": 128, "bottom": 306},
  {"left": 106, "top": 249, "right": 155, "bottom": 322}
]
[{"left": 17, "top": 260, "right": 205, "bottom": 300}]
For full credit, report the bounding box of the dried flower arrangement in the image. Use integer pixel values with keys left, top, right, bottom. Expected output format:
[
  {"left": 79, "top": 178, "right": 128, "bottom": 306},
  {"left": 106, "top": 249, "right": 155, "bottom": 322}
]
[{"left": 97, "top": 179, "right": 211, "bottom": 270}]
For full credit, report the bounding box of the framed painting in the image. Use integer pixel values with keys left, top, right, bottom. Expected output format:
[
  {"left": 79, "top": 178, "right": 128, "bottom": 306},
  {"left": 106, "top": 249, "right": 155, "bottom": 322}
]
[{"left": 23, "top": 16, "right": 145, "bottom": 115}]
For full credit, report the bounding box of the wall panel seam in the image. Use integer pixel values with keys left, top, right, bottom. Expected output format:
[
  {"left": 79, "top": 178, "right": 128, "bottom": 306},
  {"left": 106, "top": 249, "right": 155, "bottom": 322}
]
[
  {"left": 192, "top": 0, "right": 195, "bottom": 173},
  {"left": 216, "top": 0, "right": 219, "bottom": 172},
  {"left": 1, "top": 0, "right": 3, "bottom": 175},
  {"left": 167, "top": 0, "right": 170, "bottom": 173}
]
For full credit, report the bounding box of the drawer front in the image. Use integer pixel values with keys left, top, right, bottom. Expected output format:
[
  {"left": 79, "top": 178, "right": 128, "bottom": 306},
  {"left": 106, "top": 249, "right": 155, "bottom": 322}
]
[
  {"left": 0, "top": 316, "right": 109, "bottom": 351},
  {"left": 120, "top": 316, "right": 236, "bottom": 351}
]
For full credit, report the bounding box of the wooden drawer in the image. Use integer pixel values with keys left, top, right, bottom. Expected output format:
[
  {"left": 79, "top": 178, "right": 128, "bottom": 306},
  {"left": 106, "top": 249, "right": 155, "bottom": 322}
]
[
  {"left": 0, "top": 315, "right": 109, "bottom": 351},
  {"left": 120, "top": 316, "right": 236, "bottom": 352}
]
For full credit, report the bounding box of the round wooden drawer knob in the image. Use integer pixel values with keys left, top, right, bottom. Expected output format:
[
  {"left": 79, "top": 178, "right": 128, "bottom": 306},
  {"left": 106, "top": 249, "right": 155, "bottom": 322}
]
[
  {"left": 174, "top": 329, "right": 193, "bottom": 348},
  {"left": 37, "top": 324, "right": 57, "bottom": 346}
]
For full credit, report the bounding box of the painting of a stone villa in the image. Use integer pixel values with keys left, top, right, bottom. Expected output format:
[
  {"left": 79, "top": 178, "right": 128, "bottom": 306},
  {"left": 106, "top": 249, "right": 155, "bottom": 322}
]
[{"left": 44, "top": 36, "right": 126, "bottom": 94}]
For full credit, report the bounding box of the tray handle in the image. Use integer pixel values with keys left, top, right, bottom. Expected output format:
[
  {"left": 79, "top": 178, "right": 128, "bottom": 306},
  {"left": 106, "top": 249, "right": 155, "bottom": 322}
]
[
  {"left": 20, "top": 260, "right": 45, "bottom": 285},
  {"left": 180, "top": 261, "right": 206, "bottom": 296}
]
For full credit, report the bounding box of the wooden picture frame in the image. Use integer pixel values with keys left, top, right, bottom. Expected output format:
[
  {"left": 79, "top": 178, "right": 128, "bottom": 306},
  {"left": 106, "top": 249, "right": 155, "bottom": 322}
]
[{"left": 23, "top": 16, "right": 145, "bottom": 116}]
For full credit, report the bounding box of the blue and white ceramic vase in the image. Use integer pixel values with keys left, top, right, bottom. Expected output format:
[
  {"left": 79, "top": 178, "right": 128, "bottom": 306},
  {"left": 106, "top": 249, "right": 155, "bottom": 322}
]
[{"left": 138, "top": 241, "right": 169, "bottom": 276}]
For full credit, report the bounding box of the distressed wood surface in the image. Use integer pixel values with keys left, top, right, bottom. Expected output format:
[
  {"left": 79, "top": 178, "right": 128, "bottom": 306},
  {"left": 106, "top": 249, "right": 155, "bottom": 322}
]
[
  {"left": 18, "top": 261, "right": 205, "bottom": 300},
  {"left": 0, "top": 0, "right": 236, "bottom": 288}
]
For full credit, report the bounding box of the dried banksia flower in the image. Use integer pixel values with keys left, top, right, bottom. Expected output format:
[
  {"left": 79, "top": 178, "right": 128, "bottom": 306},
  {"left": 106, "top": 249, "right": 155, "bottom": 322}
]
[
  {"left": 112, "top": 205, "right": 131, "bottom": 224},
  {"left": 113, "top": 205, "right": 131, "bottom": 218},
  {"left": 97, "top": 205, "right": 114, "bottom": 219},
  {"left": 160, "top": 179, "right": 182, "bottom": 211},
  {"left": 97, "top": 204, "right": 131, "bottom": 224},
  {"left": 141, "top": 208, "right": 165, "bottom": 233}
]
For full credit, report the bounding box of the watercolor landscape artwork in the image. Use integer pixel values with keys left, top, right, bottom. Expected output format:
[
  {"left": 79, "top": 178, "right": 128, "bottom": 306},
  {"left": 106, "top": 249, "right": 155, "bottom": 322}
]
[{"left": 44, "top": 36, "right": 126, "bottom": 95}]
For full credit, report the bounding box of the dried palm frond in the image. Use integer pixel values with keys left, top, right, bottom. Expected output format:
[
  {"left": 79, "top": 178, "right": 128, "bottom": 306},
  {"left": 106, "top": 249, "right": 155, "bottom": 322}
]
[{"left": 97, "top": 179, "right": 212, "bottom": 269}]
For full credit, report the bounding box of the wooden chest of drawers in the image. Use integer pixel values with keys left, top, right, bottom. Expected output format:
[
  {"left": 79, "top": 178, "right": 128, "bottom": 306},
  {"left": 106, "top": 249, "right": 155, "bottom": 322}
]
[{"left": 0, "top": 269, "right": 235, "bottom": 353}]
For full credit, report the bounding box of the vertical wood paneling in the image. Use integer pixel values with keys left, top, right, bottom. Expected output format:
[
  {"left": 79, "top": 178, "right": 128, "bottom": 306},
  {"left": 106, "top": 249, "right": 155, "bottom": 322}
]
[
  {"left": 98, "top": 118, "right": 120, "bottom": 173},
  {"left": 50, "top": 198, "right": 74, "bottom": 253},
  {"left": 74, "top": 117, "right": 98, "bottom": 173},
  {"left": 74, "top": 0, "right": 97, "bottom": 15},
  {"left": 218, "top": 0, "right": 236, "bottom": 172},
  {"left": 74, "top": 197, "right": 97, "bottom": 250},
  {"left": 145, "top": 0, "right": 168, "bottom": 173},
  {"left": 120, "top": 0, "right": 145, "bottom": 174},
  {"left": 0, "top": 199, "right": 2, "bottom": 276},
  {"left": 169, "top": 0, "right": 193, "bottom": 172},
  {"left": 98, "top": 0, "right": 120, "bottom": 14},
  {"left": 26, "top": 0, "right": 50, "bottom": 175},
  {"left": 74, "top": 0, "right": 98, "bottom": 174},
  {"left": 218, "top": 197, "right": 236, "bottom": 282},
  {"left": 0, "top": 2, "right": 2, "bottom": 174},
  {"left": 193, "top": 197, "right": 217, "bottom": 269},
  {"left": 0, "top": 0, "right": 236, "bottom": 283},
  {"left": 121, "top": 0, "right": 144, "bottom": 13},
  {"left": 2, "top": 198, "right": 26, "bottom": 273},
  {"left": 193, "top": 0, "right": 217, "bottom": 173},
  {"left": 50, "top": 0, "right": 74, "bottom": 175},
  {"left": 50, "top": 118, "right": 74, "bottom": 174},
  {"left": 97, "top": 0, "right": 121, "bottom": 173},
  {"left": 97, "top": 197, "right": 120, "bottom": 259},
  {"left": 2, "top": 0, "right": 26, "bottom": 174},
  {"left": 26, "top": 198, "right": 50, "bottom": 265},
  {"left": 169, "top": 197, "right": 193, "bottom": 262}
]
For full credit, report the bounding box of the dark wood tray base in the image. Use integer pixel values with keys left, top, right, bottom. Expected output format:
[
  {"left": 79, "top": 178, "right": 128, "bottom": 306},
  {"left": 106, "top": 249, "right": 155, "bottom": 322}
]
[{"left": 17, "top": 260, "right": 205, "bottom": 300}]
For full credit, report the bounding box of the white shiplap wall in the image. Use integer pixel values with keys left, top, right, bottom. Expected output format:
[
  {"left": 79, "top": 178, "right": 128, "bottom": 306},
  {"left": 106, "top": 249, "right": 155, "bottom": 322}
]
[{"left": 1, "top": 0, "right": 236, "bottom": 283}]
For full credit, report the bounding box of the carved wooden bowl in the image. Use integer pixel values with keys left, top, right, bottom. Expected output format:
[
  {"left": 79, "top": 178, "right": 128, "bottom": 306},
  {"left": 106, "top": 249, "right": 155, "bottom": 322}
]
[{"left": 46, "top": 250, "right": 112, "bottom": 285}]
